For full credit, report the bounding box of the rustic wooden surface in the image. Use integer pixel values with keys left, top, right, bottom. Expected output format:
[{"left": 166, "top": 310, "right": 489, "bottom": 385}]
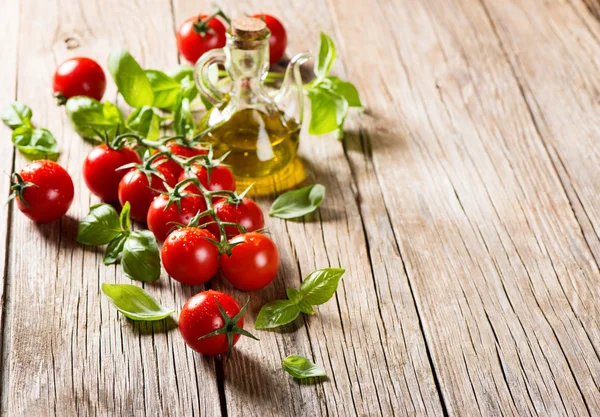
[{"left": 2, "top": 0, "right": 600, "bottom": 415}]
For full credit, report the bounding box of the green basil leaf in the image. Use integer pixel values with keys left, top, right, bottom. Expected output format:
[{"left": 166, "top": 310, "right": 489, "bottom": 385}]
[
  {"left": 286, "top": 287, "right": 302, "bottom": 303},
  {"left": 11, "top": 127, "right": 59, "bottom": 161},
  {"left": 306, "top": 86, "right": 348, "bottom": 135},
  {"left": 108, "top": 49, "right": 154, "bottom": 108},
  {"left": 299, "top": 268, "right": 345, "bottom": 305},
  {"left": 126, "top": 106, "right": 161, "bottom": 140},
  {"left": 297, "top": 299, "right": 315, "bottom": 315},
  {"left": 121, "top": 230, "right": 161, "bottom": 281},
  {"left": 282, "top": 355, "right": 326, "bottom": 379},
  {"left": 103, "top": 233, "right": 127, "bottom": 265},
  {"left": 173, "top": 95, "right": 194, "bottom": 138},
  {"left": 168, "top": 65, "right": 193, "bottom": 82},
  {"left": 77, "top": 204, "right": 122, "bottom": 245},
  {"left": 119, "top": 201, "right": 131, "bottom": 232},
  {"left": 269, "top": 184, "right": 326, "bottom": 219},
  {"left": 180, "top": 75, "right": 199, "bottom": 103},
  {"left": 1, "top": 102, "right": 32, "bottom": 130},
  {"left": 145, "top": 70, "right": 181, "bottom": 109},
  {"left": 65, "top": 96, "right": 123, "bottom": 139},
  {"left": 101, "top": 283, "right": 174, "bottom": 321},
  {"left": 326, "top": 76, "right": 362, "bottom": 108},
  {"left": 314, "top": 32, "right": 336, "bottom": 81},
  {"left": 255, "top": 300, "right": 301, "bottom": 330}
]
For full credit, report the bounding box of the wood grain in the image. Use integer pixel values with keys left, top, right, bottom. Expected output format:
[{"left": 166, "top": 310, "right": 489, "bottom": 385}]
[{"left": 328, "top": 0, "right": 600, "bottom": 414}]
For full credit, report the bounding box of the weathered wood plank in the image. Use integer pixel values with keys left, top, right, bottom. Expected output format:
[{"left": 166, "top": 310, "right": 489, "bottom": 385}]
[
  {"left": 0, "top": 0, "right": 19, "bottom": 411},
  {"left": 1, "top": 0, "right": 221, "bottom": 415},
  {"left": 329, "top": 0, "right": 600, "bottom": 415}
]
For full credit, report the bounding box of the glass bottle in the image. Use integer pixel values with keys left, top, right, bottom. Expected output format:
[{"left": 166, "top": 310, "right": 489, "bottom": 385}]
[{"left": 194, "top": 17, "right": 309, "bottom": 194}]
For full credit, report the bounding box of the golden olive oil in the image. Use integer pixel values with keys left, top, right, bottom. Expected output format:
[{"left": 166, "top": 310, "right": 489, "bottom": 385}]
[{"left": 199, "top": 108, "right": 304, "bottom": 194}]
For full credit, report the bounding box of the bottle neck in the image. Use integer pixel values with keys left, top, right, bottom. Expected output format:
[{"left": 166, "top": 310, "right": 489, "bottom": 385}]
[{"left": 225, "top": 33, "right": 270, "bottom": 82}]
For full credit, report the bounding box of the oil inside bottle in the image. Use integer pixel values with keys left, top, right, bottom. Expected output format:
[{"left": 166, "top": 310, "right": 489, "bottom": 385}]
[{"left": 200, "top": 108, "right": 305, "bottom": 195}]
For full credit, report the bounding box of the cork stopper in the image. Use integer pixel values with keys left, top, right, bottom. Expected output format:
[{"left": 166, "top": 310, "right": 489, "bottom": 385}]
[{"left": 231, "top": 17, "right": 268, "bottom": 49}]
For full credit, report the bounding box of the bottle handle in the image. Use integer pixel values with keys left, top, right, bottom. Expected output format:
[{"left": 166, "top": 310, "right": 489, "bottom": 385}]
[{"left": 194, "top": 49, "right": 226, "bottom": 105}]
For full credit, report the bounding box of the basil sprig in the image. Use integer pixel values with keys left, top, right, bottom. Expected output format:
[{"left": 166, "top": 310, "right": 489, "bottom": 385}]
[
  {"left": 65, "top": 96, "right": 123, "bottom": 140},
  {"left": 282, "top": 355, "right": 326, "bottom": 379},
  {"left": 304, "top": 33, "right": 362, "bottom": 138},
  {"left": 269, "top": 184, "right": 326, "bottom": 220},
  {"left": 77, "top": 202, "right": 161, "bottom": 281},
  {"left": 102, "top": 283, "right": 174, "bottom": 321},
  {"left": 1, "top": 102, "right": 60, "bottom": 161},
  {"left": 108, "top": 49, "right": 155, "bottom": 108},
  {"left": 255, "top": 268, "right": 345, "bottom": 330}
]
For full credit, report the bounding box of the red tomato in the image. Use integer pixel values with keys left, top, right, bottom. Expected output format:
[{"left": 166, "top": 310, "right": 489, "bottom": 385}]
[
  {"left": 53, "top": 57, "right": 106, "bottom": 101},
  {"left": 13, "top": 160, "right": 74, "bottom": 223},
  {"left": 179, "top": 164, "right": 236, "bottom": 196},
  {"left": 161, "top": 227, "right": 219, "bottom": 285},
  {"left": 118, "top": 165, "right": 177, "bottom": 222},
  {"left": 176, "top": 15, "right": 227, "bottom": 64},
  {"left": 147, "top": 193, "right": 207, "bottom": 241},
  {"left": 179, "top": 290, "right": 244, "bottom": 355},
  {"left": 208, "top": 197, "right": 264, "bottom": 239},
  {"left": 220, "top": 232, "right": 279, "bottom": 291},
  {"left": 82, "top": 144, "right": 141, "bottom": 202},
  {"left": 253, "top": 14, "right": 287, "bottom": 64},
  {"left": 158, "top": 142, "right": 207, "bottom": 178}
]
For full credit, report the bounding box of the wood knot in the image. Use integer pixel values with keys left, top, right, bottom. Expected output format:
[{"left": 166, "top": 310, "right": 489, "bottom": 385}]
[{"left": 64, "top": 37, "right": 80, "bottom": 50}]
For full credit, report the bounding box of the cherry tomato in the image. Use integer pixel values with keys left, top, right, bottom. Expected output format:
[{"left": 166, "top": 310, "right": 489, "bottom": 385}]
[
  {"left": 157, "top": 142, "right": 207, "bottom": 178},
  {"left": 147, "top": 194, "right": 207, "bottom": 241},
  {"left": 118, "top": 165, "right": 177, "bottom": 222},
  {"left": 161, "top": 228, "right": 219, "bottom": 285},
  {"left": 208, "top": 197, "right": 264, "bottom": 239},
  {"left": 220, "top": 232, "right": 279, "bottom": 291},
  {"left": 82, "top": 145, "right": 141, "bottom": 202},
  {"left": 12, "top": 160, "right": 74, "bottom": 223},
  {"left": 253, "top": 14, "right": 287, "bottom": 64},
  {"left": 179, "top": 164, "right": 236, "bottom": 196},
  {"left": 177, "top": 15, "right": 227, "bottom": 64},
  {"left": 53, "top": 57, "right": 106, "bottom": 101}
]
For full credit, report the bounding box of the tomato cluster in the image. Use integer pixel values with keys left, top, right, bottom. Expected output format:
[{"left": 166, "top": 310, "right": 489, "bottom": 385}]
[{"left": 9, "top": 9, "right": 291, "bottom": 359}]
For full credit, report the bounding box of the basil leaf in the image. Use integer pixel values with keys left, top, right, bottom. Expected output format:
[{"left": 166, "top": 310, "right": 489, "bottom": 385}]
[
  {"left": 299, "top": 268, "right": 345, "bottom": 305},
  {"left": 282, "top": 355, "right": 326, "bottom": 379},
  {"left": 168, "top": 65, "right": 194, "bottom": 82},
  {"left": 173, "top": 95, "right": 194, "bottom": 138},
  {"left": 108, "top": 49, "right": 154, "bottom": 108},
  {"left": 145, "top": 70, "right": 181, "bottom": 109},
  {"left": 103, "top": 233, "right": 127, "bottom": 265},
  {"left": 314, "top": 32, "right": 336, "bottom": 82},
  {"left": 121, "top": 230, "right": 161, "bottom": 281},
  {"left": 119, "top": 201, "right": 131, "bottom": 232},
  {"left": 11, "top": 127, "right": 59, "bottom": 161},
  {"left": 77, "top": 204, "right": 122, "bottom": 245},
  {"left": 180, "top": 75, "right": 199, "bottom": 103},
  {"left": 269, "top": 184, "right": 326, "bottom": 219},
  {"left": 326, "top": 76, "right": 362, "bottom": 108},
  {"left": 306, "top": 86, "right": 348, "bottom": 135},
  {"left": 126, "top": 106, "right": 161, "bottom": 140},
  {"left": 255, "top": 300, "right": 300, "bottom": 330},
  {"left": 1, "top": 102, "right": 32, "bottom": 129},
  {"left": 286, "top": 288, "right": 302, "bottom": 303},
  {"left": 65, "top": 96, "right": 123, "bottom": 139},
  {"left": 101, "top": 283, "right": 174, "bottom": 321}
]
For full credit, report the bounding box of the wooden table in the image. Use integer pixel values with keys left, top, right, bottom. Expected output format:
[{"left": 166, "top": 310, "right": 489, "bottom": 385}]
[{"left": 2, "top": 0, "right": 600, "bottom": 415}]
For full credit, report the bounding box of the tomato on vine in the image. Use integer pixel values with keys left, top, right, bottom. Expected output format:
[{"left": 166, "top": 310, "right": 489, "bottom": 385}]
[
  {"left": 118, "top": 164, "right": 177, "bottom": 222},
  {"left": 146, "top": 193, "right": 207, "bottom": 241},
  {"left": 208, "top": 196, "right": 264, "bottom": 239},
  {"left": 53, "top": 57, "right": 106, "bottom": 103},
  {"left": 10, "top": 160, "right": 74, "bottom": 223},
  {"left": 83, "top": 144, "right": 140, "bottom": 202},
  {"left": 161, "top": 227, "right": 219, "bottom": 285},
  {"left": 220, "top": 232, "right": 279, "bottom": 291},
  {"left": 179, "top": 290, "right": 257, "bottom": 356},
  {"left": 252, "top": 14, "right": 287, "bottom": 64},
  {"left": 179, "top": 164, "right": 236, "bottom": 195},
  {"left": 158, "top": 141, "right": 207, "bottom": 178},
  {"left": 176, "top": 13, "right": 228, "bottom": 64}
]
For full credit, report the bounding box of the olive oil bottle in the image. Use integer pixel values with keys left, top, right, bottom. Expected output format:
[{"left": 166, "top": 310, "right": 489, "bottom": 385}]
[{"left": 194, "top": 17, "right": 309, "bottom": 194}]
